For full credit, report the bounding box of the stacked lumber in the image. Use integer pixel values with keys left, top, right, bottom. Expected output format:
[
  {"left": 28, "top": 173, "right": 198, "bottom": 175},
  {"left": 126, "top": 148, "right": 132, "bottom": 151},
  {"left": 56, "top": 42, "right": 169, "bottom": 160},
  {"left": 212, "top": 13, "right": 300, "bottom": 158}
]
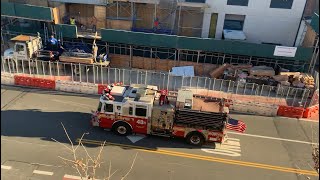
[
  {"left": 279, "top": 72, "right": 300, "bottom": 77},
  {"left": 249, "top": 66, "right": 275, "bottom": 77},
  {"left": 300, "top": 73, "right": 315, "bottom": 88},
  {"left": 59, "top": 55, "right": 94, "bottom": 64},
  {"left": 273, "top": 75, "right": 290, "bottom": 86},
  {"left": 273, "top": 75, "right": 289, "bottom": 82},
  {"left": 292, "top": 76, "right": 305, "bottom": 88}
]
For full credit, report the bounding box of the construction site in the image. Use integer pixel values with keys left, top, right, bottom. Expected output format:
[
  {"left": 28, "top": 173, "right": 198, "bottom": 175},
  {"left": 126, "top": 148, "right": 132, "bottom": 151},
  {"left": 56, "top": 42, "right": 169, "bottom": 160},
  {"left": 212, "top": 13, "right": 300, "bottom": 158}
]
[{"left": 1, "top": 1, "right": 320, "bottom": 179}]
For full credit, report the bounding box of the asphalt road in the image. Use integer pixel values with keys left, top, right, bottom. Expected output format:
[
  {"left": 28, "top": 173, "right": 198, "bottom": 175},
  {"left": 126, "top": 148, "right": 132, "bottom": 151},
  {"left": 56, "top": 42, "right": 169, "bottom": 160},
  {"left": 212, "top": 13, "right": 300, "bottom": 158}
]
[{"left": 1, "top": 85, "right": 319, "bottom": 180}]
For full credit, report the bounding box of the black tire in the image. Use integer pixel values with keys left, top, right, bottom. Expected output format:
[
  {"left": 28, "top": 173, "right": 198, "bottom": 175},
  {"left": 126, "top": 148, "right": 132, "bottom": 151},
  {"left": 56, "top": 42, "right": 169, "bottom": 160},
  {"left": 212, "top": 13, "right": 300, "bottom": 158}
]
[
  {"left": 113, "top": 122, "right": 132, "bottom": 136},
  {"left": 186, "top": 132, "right": 205, "bottom": 146}
]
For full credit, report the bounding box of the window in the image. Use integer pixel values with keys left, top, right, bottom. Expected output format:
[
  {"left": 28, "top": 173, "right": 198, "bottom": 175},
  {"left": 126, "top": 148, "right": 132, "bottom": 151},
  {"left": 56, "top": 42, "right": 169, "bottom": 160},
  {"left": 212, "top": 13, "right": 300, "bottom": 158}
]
[
  {"left": 97, "top": 102, "right": 102, "bottom": 112},
  {"left": 15, "top": 44, "right": 24, "bottom": 52},
  {"left": 135, "top": 105, "right": 147, "bottom": 117},
  {"left": 185, "top": 0, "right": 206, "bottom": 3},
  {"left": 223, "top": 14, "right": 246, "bottom": 31},
  {"left": 270, "top": 0, "right": 293, "bottom": 9},
  {"left": 227, "top": 0, "right": 249, "bottom": 6},
  {"left": 129, "top": 107, "right": 133, "bottom": 115},
  {"left": 104, "top": 103, "right": 114, "bottom": 113}
]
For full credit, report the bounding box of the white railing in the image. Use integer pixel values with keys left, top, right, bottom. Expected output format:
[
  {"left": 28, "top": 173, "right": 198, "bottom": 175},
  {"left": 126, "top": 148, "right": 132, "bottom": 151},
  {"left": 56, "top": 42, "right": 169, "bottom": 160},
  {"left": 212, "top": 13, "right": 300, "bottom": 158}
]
[{"left": 1, "top": 57, "right": 313, "bottom": 107}]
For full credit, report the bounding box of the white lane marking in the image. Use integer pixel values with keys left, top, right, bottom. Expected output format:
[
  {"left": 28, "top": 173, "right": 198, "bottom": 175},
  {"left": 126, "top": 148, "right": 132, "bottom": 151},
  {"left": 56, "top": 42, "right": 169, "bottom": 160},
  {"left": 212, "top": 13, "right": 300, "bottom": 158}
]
[
  {"left": 202, "top": 138, "right": 241, "bottom": 157},
  {"left": 63, "top": 174, "right": 101, "bottom": 180},
  {"left": 1, "top": 138, "right": 48, "bottom": 147},
  {"left": 63, "top": 174, "right": 82, "bottom": 180},
  {"left": 1, "top": 165, "right": 12, "bottom": 170},
  {"left": 33, "top": 170, "right": 54, "bottom": 176},
  {"left": 52, "top": 99, "right": 96, "bottom": 109},
  {"left": 298, "top": 118, "right": 319, "bottom": 122},
  {"left": 227, "top": 131, "right": 319, "bottom": 145},
  {"left": 277, "top": 116, "right": 319, "bottom": 123}
]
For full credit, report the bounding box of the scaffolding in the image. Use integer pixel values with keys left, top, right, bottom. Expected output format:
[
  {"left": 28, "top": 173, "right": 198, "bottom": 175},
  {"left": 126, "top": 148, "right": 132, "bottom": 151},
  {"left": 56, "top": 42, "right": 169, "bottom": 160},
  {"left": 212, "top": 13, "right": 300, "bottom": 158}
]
[
  {"left": 101, "top": 41, "right": 309, "bottom": 71},
  {"left": 103, "top": 0, "right": 208, "bottom": 37}
]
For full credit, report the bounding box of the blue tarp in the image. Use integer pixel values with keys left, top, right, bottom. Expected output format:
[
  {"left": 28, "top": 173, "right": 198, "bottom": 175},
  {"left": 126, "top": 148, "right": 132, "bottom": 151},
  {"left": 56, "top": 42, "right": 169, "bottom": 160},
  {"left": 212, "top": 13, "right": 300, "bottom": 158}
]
[{"left": 171, "top": 66, "right": 195, "bottom": 77}]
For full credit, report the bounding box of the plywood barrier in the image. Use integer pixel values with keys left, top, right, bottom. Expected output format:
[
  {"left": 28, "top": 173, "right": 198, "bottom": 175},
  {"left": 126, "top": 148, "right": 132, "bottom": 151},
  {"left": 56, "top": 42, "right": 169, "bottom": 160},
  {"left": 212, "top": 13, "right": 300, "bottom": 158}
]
[
  {"left": 109, "top": 54, "right": 130, "bottom": 68},
  {"left": 132, "top": 56, "right": 145, "bottom": 69},
  {"left": 107, "top": 20, "right": 132, "bottom": 31},
  {"left": 156, "top": 58, "right": 170, "bottom": 71},
  {"left": 94, "top": 5, "right": 106, "bottom": 29},
  {"left": 143, "top": 57, "right": 153, "bottom": 70},
  {"left": 111, "top": 54, "right": 218, "bottom": 76}
]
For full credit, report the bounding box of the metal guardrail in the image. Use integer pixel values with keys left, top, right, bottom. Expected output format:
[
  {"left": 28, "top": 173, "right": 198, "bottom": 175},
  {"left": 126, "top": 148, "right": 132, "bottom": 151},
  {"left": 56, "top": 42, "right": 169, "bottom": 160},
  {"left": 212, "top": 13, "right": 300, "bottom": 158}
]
[{"left": 1, "top": 57, "right": 314, "bottom": 108}]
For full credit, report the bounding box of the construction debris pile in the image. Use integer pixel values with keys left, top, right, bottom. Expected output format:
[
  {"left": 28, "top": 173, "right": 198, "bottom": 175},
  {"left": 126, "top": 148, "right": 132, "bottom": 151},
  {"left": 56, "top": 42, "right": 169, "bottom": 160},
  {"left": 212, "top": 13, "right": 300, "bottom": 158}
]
[
  {"left": 210, "top": 64, "right": 315, "bottom": 89},
  {"left": 274, "top": 72, "right": 315, "bottom": 89}
]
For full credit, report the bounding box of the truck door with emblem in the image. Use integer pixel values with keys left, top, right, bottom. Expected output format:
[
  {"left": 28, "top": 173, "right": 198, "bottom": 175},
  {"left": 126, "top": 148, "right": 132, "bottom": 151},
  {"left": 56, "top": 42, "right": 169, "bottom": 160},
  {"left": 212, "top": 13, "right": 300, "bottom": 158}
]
[
  {"left": 133, "top": 105, "right": 148, "bottom": 134},
  {"left": 99, "top": 102, "right": 115, "bottom": 128}
]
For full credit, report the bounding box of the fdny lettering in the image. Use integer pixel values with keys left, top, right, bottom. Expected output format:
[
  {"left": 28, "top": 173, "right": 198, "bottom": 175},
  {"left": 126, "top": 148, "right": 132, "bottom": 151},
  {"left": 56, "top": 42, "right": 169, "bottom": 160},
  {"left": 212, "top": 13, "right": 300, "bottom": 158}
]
[{"left": 136, "top": 120, "right": 146, "bottom": 125}]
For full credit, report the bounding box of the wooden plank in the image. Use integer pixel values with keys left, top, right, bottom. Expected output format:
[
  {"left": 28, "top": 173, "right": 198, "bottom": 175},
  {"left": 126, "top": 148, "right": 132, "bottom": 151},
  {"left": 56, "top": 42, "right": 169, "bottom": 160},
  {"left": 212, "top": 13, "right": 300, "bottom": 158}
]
[
  {"left": 59, "top": 56, "right": 93, "bottom": 64},
  {"left": 52, "top": 7, "right": 60, "bottom": 24}
]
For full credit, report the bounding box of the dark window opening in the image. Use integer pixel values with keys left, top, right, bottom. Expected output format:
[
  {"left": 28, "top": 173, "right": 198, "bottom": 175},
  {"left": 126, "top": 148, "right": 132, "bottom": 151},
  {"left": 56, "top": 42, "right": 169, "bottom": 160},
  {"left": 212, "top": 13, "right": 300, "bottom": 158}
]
[
  {"left": 129, "top": 107, "right": 133, "bottom": 115},
  {"left": 227, "top": 0, "right": 249, "bottom": 6},
  {"left": 15, "top": 44, "right": 25, "bottom": 52},
  {"left": 270, "top": 0, "right": 293, "bottom": 9},
  {"left": 223, "top": 14, "right": 246, "bottom": 31},
  {"left": 185, "top": 0, "right": 205, "bottom": 3},
  {"left": 104, "top": 103, "right": 114, "bottom": 113},
  {"left": 224, "top": 20, "right": 244, "bottom": 30},
  {"left": 135, "top": 106, "right": 147, "bottom": 117}
]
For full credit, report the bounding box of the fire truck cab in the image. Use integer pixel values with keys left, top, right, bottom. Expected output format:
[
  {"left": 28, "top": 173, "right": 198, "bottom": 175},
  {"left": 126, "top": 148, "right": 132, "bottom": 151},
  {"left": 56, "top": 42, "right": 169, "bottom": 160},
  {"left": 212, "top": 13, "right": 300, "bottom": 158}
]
[{"left": 91, "top": 84, "right": 229, "bottom": 146}]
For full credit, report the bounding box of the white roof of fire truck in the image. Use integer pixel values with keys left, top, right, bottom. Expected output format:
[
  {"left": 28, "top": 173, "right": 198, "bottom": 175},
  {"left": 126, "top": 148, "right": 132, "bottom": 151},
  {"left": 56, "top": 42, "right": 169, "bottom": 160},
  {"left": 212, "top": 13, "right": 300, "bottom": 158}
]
[
  {"left": 100, "top": 84, "right": 228, "bottom": 114},
  {"left": 99, "top": 84, "right": 158, "bottom": 105}
]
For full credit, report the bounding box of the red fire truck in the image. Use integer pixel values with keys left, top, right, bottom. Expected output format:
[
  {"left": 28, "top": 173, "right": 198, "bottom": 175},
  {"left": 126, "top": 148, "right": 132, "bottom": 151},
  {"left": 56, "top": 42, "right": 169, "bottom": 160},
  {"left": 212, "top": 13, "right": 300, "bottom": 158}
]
[{"left": 90, "top": 84, "right": 229, "bottom": 146}]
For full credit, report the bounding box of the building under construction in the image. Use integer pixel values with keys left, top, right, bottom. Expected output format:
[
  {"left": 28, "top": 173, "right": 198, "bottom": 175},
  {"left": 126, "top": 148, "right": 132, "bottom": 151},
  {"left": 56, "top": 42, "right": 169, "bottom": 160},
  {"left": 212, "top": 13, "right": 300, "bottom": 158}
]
[{"left": 1, "top": 0, "right": 319, "bottom": 75}]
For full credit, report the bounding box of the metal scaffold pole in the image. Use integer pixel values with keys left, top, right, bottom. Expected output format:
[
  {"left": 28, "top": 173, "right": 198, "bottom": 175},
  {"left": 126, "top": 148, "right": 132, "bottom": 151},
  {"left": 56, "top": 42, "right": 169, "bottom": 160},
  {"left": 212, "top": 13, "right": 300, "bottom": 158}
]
[
  {"left": 309, "top": 36, "right": 319, "bottom": 73},
  {"left": 177, "top": 6, "right": 182, "bottom": 36}
]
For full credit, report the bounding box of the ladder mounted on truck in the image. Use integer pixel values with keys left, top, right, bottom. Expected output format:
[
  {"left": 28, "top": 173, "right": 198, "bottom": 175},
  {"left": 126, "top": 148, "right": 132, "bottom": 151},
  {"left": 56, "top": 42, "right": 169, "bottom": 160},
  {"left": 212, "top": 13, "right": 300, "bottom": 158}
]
[{"left": 174, "top": 108, "right": 228, "bottom": 131}]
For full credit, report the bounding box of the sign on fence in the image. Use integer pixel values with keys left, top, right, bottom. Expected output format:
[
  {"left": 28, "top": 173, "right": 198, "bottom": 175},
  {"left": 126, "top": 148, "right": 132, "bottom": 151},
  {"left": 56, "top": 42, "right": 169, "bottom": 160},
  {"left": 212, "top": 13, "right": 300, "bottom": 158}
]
[{"left": 273, "top": 46, "right": 297, "bottom": 57}]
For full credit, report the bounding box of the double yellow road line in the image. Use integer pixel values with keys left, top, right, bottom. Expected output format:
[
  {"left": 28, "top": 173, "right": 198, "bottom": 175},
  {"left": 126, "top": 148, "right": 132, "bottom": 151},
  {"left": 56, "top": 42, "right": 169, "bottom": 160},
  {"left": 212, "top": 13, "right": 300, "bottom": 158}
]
[{"left": 76, "top": 138, "right": 319, "bottom": 177}]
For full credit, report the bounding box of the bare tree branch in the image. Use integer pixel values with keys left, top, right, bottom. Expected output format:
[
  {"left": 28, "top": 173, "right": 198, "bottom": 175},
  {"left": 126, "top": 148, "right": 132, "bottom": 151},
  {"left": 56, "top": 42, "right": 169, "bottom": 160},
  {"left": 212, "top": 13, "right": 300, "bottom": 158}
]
[
  {"left": 120, "top": 152, "right": 138, "bottom": 180},
  {"left": 55, "top": 123, "right": 138, "bottom": 179}
]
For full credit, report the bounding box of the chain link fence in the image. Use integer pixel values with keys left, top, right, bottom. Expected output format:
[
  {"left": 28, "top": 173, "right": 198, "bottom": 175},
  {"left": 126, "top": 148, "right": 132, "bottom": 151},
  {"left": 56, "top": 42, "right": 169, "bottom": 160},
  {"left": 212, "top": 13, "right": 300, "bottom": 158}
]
[{"left": 1, "top": 57, "right": 314, "bottom": 108}]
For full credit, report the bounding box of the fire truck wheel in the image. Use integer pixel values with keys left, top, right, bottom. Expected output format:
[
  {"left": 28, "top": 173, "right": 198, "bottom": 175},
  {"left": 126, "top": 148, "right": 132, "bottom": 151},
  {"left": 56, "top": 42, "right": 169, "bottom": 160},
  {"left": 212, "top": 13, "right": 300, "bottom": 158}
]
[
  {"left": 186, "top": 132, "right": 204, "bottom": 146},
  {"left": 113, "top": 122, "right": 132, "bottom": 136}
]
